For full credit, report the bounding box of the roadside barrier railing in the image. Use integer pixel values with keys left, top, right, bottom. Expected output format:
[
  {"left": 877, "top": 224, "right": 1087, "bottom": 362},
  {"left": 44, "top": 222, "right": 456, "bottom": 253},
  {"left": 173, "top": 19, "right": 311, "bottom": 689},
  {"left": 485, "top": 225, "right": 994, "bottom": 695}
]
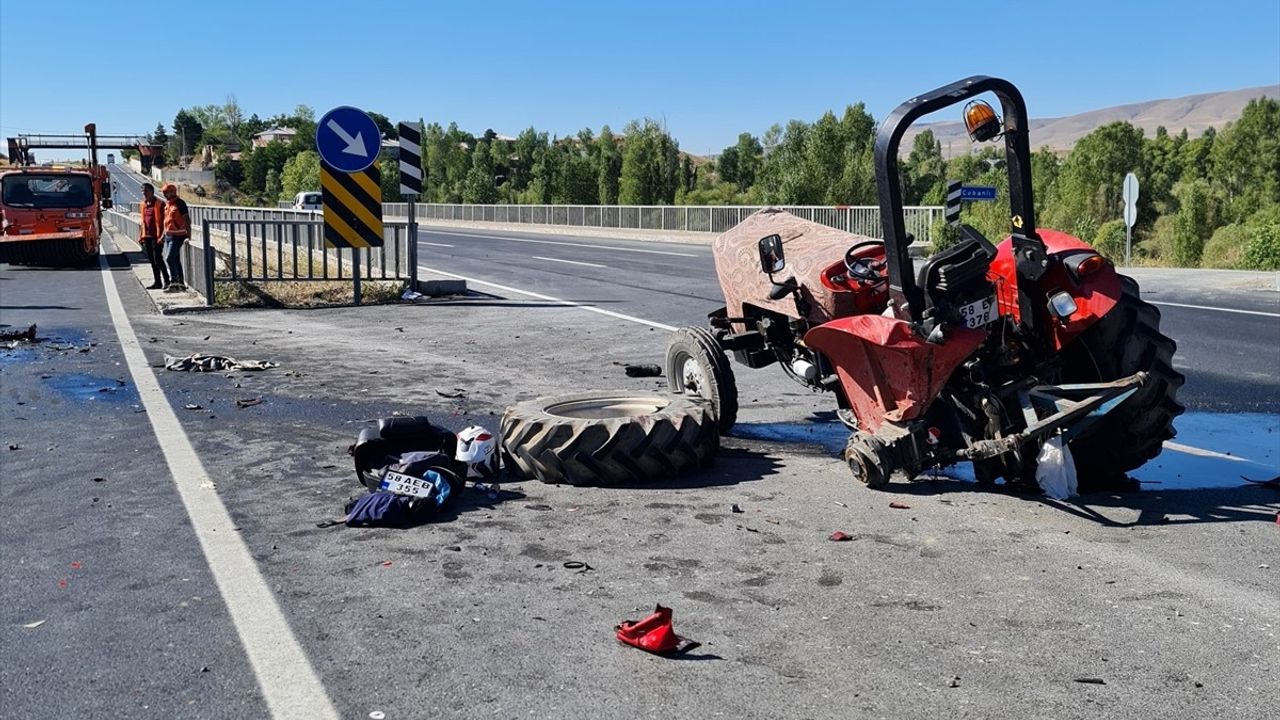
[
  {"left": 121, "top": 202, "right": 943, "bottom": 245},
  {"left": 104, "top": 209, "right": 414, "bottom": 306}
]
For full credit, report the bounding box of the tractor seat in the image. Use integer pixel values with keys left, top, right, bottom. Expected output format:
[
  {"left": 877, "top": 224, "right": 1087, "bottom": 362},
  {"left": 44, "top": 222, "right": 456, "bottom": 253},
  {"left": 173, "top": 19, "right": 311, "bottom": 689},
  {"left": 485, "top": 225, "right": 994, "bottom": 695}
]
[{"left": 917, "top": 225, "right": 997, "bottom": 311}]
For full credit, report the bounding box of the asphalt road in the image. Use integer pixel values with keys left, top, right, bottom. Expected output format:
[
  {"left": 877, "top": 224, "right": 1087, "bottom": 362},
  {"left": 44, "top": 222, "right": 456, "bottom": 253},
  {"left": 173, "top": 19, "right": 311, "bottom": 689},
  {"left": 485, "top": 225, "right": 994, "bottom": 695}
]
[{"left": 3, "top": 206, "right": 1276, "bottom": 719}]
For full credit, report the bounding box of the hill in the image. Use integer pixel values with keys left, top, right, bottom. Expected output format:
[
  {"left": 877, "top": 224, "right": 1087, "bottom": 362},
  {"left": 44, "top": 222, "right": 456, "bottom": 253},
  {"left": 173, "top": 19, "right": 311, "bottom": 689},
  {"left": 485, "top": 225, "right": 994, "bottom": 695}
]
[{"left": 902, "top": 85, "right": 1280, "bottom": 157}]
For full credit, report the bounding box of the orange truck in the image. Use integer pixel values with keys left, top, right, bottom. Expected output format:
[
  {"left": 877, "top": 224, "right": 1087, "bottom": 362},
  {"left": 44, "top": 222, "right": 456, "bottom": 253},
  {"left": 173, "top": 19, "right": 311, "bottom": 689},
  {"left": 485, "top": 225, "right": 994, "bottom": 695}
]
[{"left": 1, "top": 125, "right": 114, "bottom": 266}]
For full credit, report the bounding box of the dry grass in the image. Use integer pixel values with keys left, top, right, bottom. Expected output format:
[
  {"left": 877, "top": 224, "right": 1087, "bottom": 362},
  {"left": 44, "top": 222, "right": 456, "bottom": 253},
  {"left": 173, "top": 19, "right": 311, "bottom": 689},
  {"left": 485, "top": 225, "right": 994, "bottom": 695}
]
[{"left": 213, "top": 279, "right": 404, "bottom": 307}]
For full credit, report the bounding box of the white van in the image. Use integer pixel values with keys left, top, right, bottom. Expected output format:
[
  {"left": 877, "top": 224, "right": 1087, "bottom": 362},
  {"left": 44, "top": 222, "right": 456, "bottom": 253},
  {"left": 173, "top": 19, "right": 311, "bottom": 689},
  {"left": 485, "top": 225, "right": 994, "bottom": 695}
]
[{"left": 292, "top": 191, "right": 322, "bottom": 211}]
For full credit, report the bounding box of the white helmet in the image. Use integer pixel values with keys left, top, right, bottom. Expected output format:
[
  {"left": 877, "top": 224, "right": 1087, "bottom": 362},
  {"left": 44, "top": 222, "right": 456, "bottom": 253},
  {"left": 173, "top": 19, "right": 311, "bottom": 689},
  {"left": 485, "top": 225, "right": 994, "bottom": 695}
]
[{"left": 456, "top": 425, "right": 499, "bottom": 479}]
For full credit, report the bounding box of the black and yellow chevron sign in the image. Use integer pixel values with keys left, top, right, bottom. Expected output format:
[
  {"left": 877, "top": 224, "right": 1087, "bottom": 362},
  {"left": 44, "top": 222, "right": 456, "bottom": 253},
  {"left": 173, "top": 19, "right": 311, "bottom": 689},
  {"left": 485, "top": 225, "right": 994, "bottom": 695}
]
[{"left": 321, "top": 161, "right": 384, "bottom": 248}]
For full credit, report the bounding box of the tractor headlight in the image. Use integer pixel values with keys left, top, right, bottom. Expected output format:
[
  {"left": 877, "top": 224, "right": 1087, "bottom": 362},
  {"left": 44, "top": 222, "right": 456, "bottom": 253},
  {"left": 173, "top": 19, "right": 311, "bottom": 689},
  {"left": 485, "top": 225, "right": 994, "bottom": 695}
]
[{"left": 1048, "top": 291, "right": 1078, "bottom": 319}]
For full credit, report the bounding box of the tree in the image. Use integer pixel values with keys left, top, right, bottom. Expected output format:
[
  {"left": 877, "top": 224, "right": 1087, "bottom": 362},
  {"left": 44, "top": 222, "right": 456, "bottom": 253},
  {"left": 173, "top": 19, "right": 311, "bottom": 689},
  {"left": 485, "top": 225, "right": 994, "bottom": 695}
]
[
  {"left": 172, "top": 110, "right": 204, "bottom": 157},
  {"left": 151, "top": 122, "right": 170, "bottom": 148},
  {"left": 368, "top": 112, "right": 398, "bottom": 140},
  {"left": 1170, "top": 178, "right": 1218, "bottom": 266},
  {"left": 462, "top": 141, "right": 499, "bottom": 203},
  {"left": 904, "top": 129, "right": 945, "bottom": 204},
  {"left": 1208, "top": 97, "right": 1280, "bottom": 223},
  {"left": 718, "top": 144, "right": 740, "bottom": 185},
  {"left": 379, "top": 157, "right": 400, "bottom": 202},
  {"left": 281, "top": 150, "right": 321, "bottom": 199},
  {"left": 618, "top": 119, "right": 680, "bottom": 205},
  {"left": 1043, "top": 122, "right": 1145, "bottom": 236},
  {"left": 264, "top": 168, "right": 282, "bottom": 202},
  {"left": 597, "top": 125, "right": 622, "bottom": 204},
  {"left": 732, "top": 132, "right": 763, "bottom": 189}
]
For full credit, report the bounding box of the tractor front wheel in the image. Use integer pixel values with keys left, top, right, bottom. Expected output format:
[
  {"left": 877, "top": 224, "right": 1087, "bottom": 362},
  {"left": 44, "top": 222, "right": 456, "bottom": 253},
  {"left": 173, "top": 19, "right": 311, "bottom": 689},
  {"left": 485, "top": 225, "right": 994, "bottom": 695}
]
[
  {"left": 845, "top": 433, "right": 891, "bottom": 490},
  {"left": 666, "top": 326, "right": 738, "bottom": 434}
]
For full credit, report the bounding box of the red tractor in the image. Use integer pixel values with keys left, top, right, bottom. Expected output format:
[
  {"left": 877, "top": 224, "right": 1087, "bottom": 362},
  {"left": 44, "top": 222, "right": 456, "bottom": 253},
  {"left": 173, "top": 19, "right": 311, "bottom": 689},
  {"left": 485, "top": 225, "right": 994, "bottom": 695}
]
[{"left": 667, "top": 76, "right": 1183, "bottom": 490}]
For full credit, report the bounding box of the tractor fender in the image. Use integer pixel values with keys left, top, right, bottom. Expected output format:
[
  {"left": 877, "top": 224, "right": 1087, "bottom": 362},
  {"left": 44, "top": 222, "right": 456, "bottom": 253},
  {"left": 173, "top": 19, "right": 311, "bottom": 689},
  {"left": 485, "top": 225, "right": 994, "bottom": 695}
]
[
  {"left": 804, "top": 315, "right": 986, "bottom": 433},
  {"left": 990, "top": 228, "right": 1122, "bottom": 351}
]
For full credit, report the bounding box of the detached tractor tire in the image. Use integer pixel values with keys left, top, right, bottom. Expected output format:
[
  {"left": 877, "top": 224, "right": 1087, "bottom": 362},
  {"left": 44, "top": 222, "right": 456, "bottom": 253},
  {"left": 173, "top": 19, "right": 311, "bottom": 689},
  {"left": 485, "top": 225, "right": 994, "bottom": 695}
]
[
  {"left": 665, "top": 326, "right": 738, "bottom": 434},
  {"left": 1062, "top": 275, "right": 1185, "bottom": 489},
  {"left": 501, "top": 392, "right": 718, "bottom": 486}
]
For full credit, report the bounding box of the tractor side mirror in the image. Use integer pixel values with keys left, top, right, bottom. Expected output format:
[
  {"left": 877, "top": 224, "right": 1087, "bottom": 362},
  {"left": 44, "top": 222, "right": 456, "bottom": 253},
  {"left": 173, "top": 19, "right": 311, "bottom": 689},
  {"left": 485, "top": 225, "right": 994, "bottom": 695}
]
[{"left": 758, "top": 234, "right": 785, "bottom": 275}]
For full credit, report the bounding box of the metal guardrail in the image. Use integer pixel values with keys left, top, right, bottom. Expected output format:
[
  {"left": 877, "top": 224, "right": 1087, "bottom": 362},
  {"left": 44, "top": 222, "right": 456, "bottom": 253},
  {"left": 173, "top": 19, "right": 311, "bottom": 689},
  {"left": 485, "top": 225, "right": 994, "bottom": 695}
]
[
  {"left": 121, "top": 202, "right": 943, "bottom": 244},
  {"left": 104, "top": 209, "right": 413, "bottom": 306}
]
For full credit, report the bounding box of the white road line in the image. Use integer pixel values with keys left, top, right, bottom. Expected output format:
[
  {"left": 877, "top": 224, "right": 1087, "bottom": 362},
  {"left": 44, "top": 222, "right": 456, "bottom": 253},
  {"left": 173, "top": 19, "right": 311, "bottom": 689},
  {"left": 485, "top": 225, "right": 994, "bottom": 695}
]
[
  {"left": 1164, "top": 441, "right": 1257, "bottom": 463},
  {"left": 422, "top": 229, "right": 699, "bottom": 257},
  {"left": 419, "top": 241, "right": 454, "bottom": 248},
  {"left": 417, "top": 263, "right": 677, "bottom": 331},
  {"left": 1150, "top": 300, "right": 1280, "bottom": 318},
  {"left": 532, "top": 255, "right": 607, "bottom": 269},
  {"left": 97, "top": 250, "right": 338, "bottom": 719}
]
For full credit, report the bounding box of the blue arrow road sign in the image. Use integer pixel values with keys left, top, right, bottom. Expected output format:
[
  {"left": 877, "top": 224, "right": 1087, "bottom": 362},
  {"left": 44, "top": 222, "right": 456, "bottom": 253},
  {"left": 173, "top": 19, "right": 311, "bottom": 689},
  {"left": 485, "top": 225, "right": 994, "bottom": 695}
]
[
  {"left": 960, "top": 186, "right": 998, "bottom": 201},
  {"left": 316, "top": 106, "right": 381, "bottom": 173}
]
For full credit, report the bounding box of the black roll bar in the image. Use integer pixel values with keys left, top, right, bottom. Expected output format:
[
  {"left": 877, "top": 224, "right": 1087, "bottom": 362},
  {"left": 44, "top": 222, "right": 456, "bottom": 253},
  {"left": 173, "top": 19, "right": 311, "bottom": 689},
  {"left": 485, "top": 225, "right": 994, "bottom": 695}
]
[{"left": 874, "top": 76, "right": 1043, "bottom": 323}]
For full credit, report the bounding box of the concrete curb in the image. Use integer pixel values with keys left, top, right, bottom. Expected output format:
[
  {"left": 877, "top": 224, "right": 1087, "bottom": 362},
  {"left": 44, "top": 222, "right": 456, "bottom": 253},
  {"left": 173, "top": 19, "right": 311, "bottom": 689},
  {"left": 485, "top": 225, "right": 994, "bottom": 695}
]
[{"left": 103, "top": 227, "right": 207, "bottom": 314}]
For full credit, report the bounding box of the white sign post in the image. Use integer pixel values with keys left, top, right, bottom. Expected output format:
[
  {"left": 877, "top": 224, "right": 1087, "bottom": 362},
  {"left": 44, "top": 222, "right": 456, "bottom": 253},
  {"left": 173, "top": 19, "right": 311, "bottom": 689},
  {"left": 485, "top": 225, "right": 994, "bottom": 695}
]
[{"left": 1122, "top": 172, "right": 1139, "bottom": 266}]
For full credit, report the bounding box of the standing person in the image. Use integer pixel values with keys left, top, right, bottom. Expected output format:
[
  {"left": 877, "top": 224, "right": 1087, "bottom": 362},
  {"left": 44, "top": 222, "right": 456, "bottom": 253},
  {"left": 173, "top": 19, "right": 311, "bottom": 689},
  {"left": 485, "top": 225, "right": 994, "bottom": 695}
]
[
  {"left": 160, "top": 183, "right": 191, "bottom": 292},
  {"left": 139, "top": 183, "right": 168, "bottom": 289}
]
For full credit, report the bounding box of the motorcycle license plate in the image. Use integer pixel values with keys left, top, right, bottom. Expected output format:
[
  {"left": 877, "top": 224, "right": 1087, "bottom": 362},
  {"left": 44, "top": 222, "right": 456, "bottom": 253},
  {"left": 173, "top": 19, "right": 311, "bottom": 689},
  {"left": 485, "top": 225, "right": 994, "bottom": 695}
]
[
  {"left": 958, "top": 296, "right": 997, "bottom": 329},
  {"left": 379, "top": 470, "right": 435, "bottom": 498}
]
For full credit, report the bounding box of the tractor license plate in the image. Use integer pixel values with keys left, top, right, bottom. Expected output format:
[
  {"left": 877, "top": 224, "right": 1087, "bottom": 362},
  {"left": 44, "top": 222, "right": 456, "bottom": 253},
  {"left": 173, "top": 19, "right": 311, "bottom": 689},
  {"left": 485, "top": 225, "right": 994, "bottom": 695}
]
[
  {"left": 959, "top": 296, "right": 997, "bottom": 329},
  {"left": 379, "top": 470, "right": 435, "bottom": 498}
]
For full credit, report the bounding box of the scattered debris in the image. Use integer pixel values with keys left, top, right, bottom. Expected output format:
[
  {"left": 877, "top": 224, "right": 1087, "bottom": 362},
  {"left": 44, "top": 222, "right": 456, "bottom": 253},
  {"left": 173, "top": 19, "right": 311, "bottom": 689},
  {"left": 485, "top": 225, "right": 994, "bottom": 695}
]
[
  {"left": 618, "top": 362, "right": 662, "bottom": 378},
  {"left": 235, "top": 398, "right": 262, "bottom": 409},
  {"left": 21, "top": 620, "right": 46, "bottom": 629},
  {"left": 948, "top": 676, "right": 961, "bottom": 688},
  {"left": 445, "top": 546, "right": 461, "bottom": 552},
  {"left": 731, "top": 504, "right": 744, "bottom": 513},
  {"left": 401, "top": 289, "right": 423, "bottom": 301},
  {"left": 1073, "top": 678, "right": 1106, "bottom": 685},
  {"left": 7, "top": 445, "right": 18, "bottom": 451},
  {"left": 0, "top": 325, "right": 37, "bottom": 342},
  {"left": 164, "top": 354, "right": 279, "bottom": 372},
  {"left": 889, "top": 501, "right": 912, "bottom": 510},
  {"left": 616, "top": 605, "right": 699, "bottom": 655},
  {"left": 563, "top": 561, "right": 593, "bottom": 573},
  {"left": 764, "top": 517, "right": 780, "bottom": 525},
  {"left": 184, "top": 404, "right": 204, "bottom": 410},
  {"left": 833, "top": 500, "right": 848, "bottom": 508},
  {"left": 91, "top": 477, "right": 105, "bottom": 483},
  {"left": 435, "top": 388, "right": 467, "bottom": 399},
  {"left": 829, "top": 531, "right": 853, "bottom": 542}
]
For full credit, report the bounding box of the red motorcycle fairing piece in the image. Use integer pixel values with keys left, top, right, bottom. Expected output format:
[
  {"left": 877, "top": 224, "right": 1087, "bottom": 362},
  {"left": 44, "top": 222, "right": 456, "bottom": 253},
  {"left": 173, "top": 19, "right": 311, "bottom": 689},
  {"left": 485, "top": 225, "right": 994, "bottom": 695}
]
[
  {"left": 805, "top": 315, "right": 987, "bottom": 433},
  {"left": 989, "top": 228, "right": 1122, "bottom": 350},
  {"left": 616, "top": 605, "right": 695, "bottom": 655}
]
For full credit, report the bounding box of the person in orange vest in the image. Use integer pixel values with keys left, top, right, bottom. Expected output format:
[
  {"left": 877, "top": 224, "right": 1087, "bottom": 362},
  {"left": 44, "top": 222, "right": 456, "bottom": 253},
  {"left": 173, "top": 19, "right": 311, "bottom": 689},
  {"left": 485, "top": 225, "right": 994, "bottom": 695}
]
[
  {"left": 139, "top": 183, "right": 168, "bottom": 289},
  {"left": 160, "top": 183, "right": 191, "bottom": 292}
]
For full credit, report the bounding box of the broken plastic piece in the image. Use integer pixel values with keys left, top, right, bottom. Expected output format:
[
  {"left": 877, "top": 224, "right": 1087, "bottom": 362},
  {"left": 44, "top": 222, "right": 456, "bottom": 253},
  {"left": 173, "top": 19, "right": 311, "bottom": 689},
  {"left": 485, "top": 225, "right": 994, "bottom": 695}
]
[
  {"left": 616, "top": 605, "right": 698, "bottom": 655},
  {"left": 888, "top": 501, "right": 911, "bottom": 510},
  {"left": 829, "top": 531, "right": 853, "bottom": 542}
]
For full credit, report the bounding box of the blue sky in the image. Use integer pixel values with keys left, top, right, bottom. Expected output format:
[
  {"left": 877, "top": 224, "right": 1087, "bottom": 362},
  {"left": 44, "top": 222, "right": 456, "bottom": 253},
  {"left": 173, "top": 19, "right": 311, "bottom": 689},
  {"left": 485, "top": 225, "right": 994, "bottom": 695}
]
[{"left": 2, "top": 0, "right": 1277, "bottom": 158}]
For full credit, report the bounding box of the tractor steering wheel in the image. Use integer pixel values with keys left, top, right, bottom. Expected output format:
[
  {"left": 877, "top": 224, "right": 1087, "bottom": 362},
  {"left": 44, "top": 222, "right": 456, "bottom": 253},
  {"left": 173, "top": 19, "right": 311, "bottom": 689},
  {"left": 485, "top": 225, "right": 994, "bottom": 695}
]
[{"left": 844, "top": 240, "right": 887, "bottom": 283}]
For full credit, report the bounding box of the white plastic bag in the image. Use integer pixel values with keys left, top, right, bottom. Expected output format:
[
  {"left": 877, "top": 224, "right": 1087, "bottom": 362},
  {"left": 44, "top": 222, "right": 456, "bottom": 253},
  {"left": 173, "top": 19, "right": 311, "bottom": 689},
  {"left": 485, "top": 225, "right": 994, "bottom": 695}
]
[{"left": 1035, "top": 435, "right": 1078, "bottom": 500}]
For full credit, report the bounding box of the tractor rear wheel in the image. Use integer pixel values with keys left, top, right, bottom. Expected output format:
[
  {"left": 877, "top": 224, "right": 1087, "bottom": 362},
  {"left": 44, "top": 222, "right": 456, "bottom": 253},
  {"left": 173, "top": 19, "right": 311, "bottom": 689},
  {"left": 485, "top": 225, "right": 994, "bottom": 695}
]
[
  {"left": 1061, "top": 275, "right": 1185, "bottom": 489},
  {"left": 666, "top": 326, "right": 738, "bottom": 434},
  {"left": 501, "top": 392, "right": 718, "bottom": 486}
]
